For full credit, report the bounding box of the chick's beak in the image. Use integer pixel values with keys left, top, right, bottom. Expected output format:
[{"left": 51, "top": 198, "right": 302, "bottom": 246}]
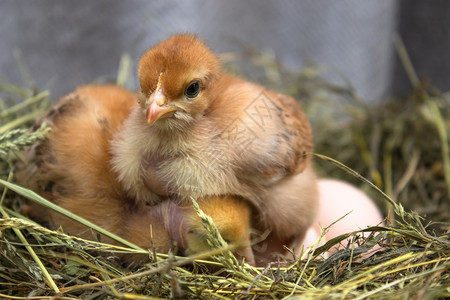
[{"left": 146, "top": 94, "right": 177, "bottom": 126}]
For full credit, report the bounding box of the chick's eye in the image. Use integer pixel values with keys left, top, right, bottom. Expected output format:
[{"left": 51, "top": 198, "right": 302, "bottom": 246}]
[{"left": 185, "top": 81, "right": 200, "bottom": 98}]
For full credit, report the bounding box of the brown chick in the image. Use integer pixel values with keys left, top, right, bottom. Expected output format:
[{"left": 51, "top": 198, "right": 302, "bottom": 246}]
[
  {"left": 17, "top": 84, "right": 255, "bottom": 265},
  {"left": 112, "top": 34, "right": 319, "bottom": 250}
]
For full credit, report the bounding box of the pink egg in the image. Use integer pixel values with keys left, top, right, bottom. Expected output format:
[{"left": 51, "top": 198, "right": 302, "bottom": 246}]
[{"left": 300, "top": 179, "right": 385, "bottom": 253}]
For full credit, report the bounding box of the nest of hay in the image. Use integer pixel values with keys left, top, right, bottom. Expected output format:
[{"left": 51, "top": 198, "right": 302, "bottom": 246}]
[{"left": 0, "top": 44, "right": 449, "bottom": 299}]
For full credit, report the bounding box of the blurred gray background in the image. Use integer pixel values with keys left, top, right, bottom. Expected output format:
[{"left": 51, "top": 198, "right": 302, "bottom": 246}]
[{"left": 1, "top": 0, "right": 449, "bottom": 102}]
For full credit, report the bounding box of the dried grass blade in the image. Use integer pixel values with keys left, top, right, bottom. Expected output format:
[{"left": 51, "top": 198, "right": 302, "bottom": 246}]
[
  {"left": 1, "top": 184, "right": 59, "bottom": 293},
  {"left": 116, "top": 53, "right": 132, "bottom": 87},
  {"left": 0, "top": 90, "right": 49, "bottom": 118},
  {"left": 353, "top": 264, "right": 448, "bottom": 300},
  {"left": 0, "top": 179, "right": 144, "bottom": 252},
  {"left": 395, "top": 34, "right": 450, "bottom": 196},
  {"left": 0, "top": 110, "right": 44, "bottom": 135},
  {"left": 312, "top": 153, "right": 396, "bottom": 207}
]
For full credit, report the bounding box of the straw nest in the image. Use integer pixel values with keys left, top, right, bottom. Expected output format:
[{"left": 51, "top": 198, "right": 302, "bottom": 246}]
[{"left": 0, "top": 40, "right": 448, "bottom": 299}]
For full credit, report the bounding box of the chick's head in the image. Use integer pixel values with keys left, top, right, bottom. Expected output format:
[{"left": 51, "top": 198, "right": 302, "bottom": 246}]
[
  {"left": 184, "top": 196, "right": 255, "bottom": 265},
  {"left": 138, "top": 34, "right": 221, "bottom": 129}
]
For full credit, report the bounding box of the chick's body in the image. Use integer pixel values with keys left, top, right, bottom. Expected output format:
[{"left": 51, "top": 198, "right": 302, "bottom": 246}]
[
  {"left": 112, "top": 34, "right": 319, "bottom": 245},
  {"left": 18, "top": 85, "right": 254, "bottom": 265}
]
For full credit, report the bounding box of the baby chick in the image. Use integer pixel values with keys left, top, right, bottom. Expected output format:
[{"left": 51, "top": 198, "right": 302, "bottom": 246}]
[
  {"left": 17, "top": 84, "right": 254, "bottom": 265},
  {"left": 182, "top": 195, "right": 255, "bottom": 265},
  {"left": 19, "top": 84, "right": 136, "bottom": 231},
  {"left": 112, "top": 34, "right": 319, "bottom": 248}
]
